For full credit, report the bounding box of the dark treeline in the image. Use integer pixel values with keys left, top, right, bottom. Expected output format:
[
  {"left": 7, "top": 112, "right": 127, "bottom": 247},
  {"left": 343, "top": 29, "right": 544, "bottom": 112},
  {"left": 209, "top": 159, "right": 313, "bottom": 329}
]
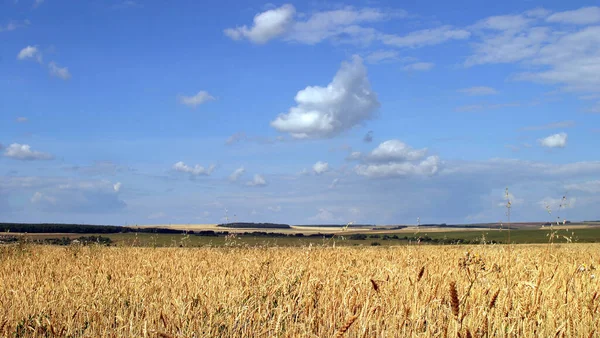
[
  {"left": 347, "top": 233, "right": 501, "bottom": 245},
  {"left": 217, "top": 223, "right": 291, "bottom": 229},
  {"left": 0, "top": 223, "right": 189, "bottom": 234},
  {"left": 192, "top": 230, "right": 334, "bottom": 238},
  {"left": 1, "top": 223, "right": 127, "bottom": 233}
]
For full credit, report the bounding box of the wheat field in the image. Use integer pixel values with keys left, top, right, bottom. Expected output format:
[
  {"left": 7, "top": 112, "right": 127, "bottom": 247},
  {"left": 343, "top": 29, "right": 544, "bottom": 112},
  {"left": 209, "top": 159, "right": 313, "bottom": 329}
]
[{"left": 1, "top": 244, "right": 599, "bottom": 337}]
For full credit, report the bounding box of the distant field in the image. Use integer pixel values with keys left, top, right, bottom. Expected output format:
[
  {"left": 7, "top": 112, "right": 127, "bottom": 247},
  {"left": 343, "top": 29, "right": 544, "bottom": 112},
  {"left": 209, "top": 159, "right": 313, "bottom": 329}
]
[
  {"left": 135, "top": 223, "right": 495, "bottom": 235},
  {"left": 7, "top": 224, "right": 600, "bottom": 247}
]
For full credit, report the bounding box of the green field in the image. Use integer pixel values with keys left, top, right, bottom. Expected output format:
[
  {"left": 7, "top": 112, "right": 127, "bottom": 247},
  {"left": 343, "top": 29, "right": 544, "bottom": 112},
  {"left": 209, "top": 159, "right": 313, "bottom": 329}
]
[{"left": 7, "top": 225, "right": 600, "bottom": 247}]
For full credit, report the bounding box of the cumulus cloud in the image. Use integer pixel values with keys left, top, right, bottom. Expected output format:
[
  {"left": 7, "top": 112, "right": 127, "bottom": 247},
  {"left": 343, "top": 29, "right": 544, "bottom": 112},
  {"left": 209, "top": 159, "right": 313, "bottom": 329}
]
[
  {"left": 229, "top": 167, "right": 245, "bottom": 182},
  {"left": 224, "top": 4, "right": 296, "bottom": 44},
  {"left": 4, "top": 143, "right": 53, "bottom": 160},
  {"left": 546, "top": 6, "right": 600, "bottom": 25},
  {"left": 270, "top": 55, "right": 379, "bottom": 139},
  {"left": 178, "top": 91, "right": 215, "bottom": 108},
  {"left": 458, "top": 86, "right": 498, "bottom": 96},
  {"left": 379, "top": 25, "right": 470, "bottom": 48},
  {"left": 367, "top": 140, "right": 428, "bottom": 162},
  {"left": 402, "top": 62, "right": 435, "bottom": 71},
  {"left": 354, "top": 139, "right": 440, "bottom": 178},
  {"left": 312, "top": 161, "right": 329, "bottom": 175},
  {"left": 247, "top": 174, "right": 267, "bottom": 187},
  {"left": 48, "top": 62, "right": 71, "bottom": 80},
  {"left": 172, "top": 161, "right": 215, "bottom": 176},
  {"left": 17, "top": 45, "right": 42, "bottom": 63},
  {"left": 539, "top": 132, "right": 568, "bottom": 148},
  {"left": 355, "top": 156, "right": 441, "bottom": 178}
]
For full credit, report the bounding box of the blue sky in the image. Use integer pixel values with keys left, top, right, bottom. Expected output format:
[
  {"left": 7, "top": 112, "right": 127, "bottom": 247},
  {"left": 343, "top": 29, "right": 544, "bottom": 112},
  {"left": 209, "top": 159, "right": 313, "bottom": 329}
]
[{"left": 1, "top": 0, "right": 599, "bottom": 225}]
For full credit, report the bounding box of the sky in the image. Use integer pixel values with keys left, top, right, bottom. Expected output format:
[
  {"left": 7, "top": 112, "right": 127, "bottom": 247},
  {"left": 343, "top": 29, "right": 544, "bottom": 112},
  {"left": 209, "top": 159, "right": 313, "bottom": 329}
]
[{"left": 1, "top": 0, "right": 599, "bottom": 226}]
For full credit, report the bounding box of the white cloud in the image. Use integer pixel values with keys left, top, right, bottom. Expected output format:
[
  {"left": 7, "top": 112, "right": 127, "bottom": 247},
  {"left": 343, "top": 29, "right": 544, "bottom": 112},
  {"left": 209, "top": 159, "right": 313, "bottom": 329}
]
[
  {"left": 229, "top": 167, "right": 245, "bottom": 182},
  {"left": 402, "top": 62, "right": 434, "bottom": 71},
  {"left": 367, "top": 140, "right": 428, "bottom": 162},
  {"left": 247, "top": 174, "right": 267, "bottom": 187},
  {"left": 225, "top": 4, "right": 401, "bottom": 46},
  {"left": 0, "top": 22, "right": 17, "bottom": 33},
  {"left": 455, "top": 102, "right": 521, "bottom": 112},
  {"left": 546, "top": 6, "right": 600, "bottom": 25},
  {"left": 17, "top": 45, "right": 42, "bottom": 63},
  {"left": 539, "top": 132, "right": 568, "bottom": 148},
  {"left": 1, "top": 20, "right": 29, "bottom": 33},
  {"left": 270, "top": 55, "right": 379, "bottom": 138},
  {"left": 354, "top": 139, "right": 440, "bottom": 178},
  {"left": 172, "top": 161, "right": 215, "bottom": 176},
  {"left": 565, "top": 180, "right": 600, "bottom": 193},
  {"left": 379, "top": 26, "right": 470, "bottom": 48},
  {"left": 458, "top": 86, "right": 498, "bottom": 96},
  {"left": 48, "top": 61, "right": 71, "bottom": 80},
  {"left": 113, "top": 182, "right": 122, "bottom": 192},
  {"left": 365, "top": 50, "right": 400, "bottom": 64},
  {"left": 4, "top": 143, "right": 53, "bottom": 160},
  {"left": 514, "top": 26, "right": 600, "bottom": 92},
  {"left": 288, "top": 7, "right": 396, "bottom": 45},
  {"left": 224, "top": 4, "right": 296, "bottom": 44},
  {"left": 312, "top": 161, "right": 329, "bottom": 175},
  {"left": 178, "top": 91, "right": 215, "bottom": 108},
  {"left": 356, "top": 155, "right": 440, "bottom": 178},
  {"left": 471, "top": 14, "right": 533, "bottom": 31},
  {"left": 465, "top": 8, "right": 600, "bottom": 94},
  {"left": 329, "top": 178, "right": 340, "bottom": 189}
]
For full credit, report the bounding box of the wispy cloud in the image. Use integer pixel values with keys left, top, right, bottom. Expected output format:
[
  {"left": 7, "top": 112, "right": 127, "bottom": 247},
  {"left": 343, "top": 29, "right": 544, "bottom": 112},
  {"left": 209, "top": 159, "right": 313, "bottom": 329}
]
[
  {"left": 402, "top": 62, "right": 434, "bottom": 71},
  {"left": 178, "top": 91, "right": 215, "bottom": 108},
  {"left": 458, "top": 86, "right": 498, "bottom": 96},
  {"left": 48, "top": 62, "right": 71, "bottom": 80},
  {"left": 521, "top": 120, "right": 575, "bottom": 131}
]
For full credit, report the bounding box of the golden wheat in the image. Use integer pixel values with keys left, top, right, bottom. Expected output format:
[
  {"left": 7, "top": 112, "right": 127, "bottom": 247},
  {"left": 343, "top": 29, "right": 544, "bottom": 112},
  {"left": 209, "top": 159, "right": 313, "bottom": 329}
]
[{"left": 1, "top": 244, "right": 599, "bottom": 337}]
